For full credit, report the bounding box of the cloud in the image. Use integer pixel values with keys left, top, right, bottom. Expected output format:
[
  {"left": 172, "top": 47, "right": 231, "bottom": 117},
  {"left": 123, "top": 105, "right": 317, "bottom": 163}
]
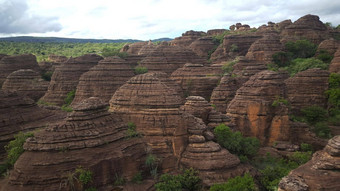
[{"left": 0, "top": 0, "right": 62, "bottom": 34}]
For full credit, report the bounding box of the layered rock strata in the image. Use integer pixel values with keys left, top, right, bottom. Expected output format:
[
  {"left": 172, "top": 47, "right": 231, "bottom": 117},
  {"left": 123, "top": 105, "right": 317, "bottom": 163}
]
[
  {"left": 278, "top": 135, "right": 340, "bottom": 191},
  {"left": 189, "top": 37, "right": 218, "bottom": 58},
  {"left": 170, "top": 30, "right": 206, "bottom": 47},
  {"left": 2, "top": 97, "right": 147, "bottom": 191},
  {"left": 121, "top": 42, "right": 148, "bottom": 54},
  {"left": 2, "top": 69, "right": 49, "bottom": 101},
  {"left": 71, "top": 56, "right": 135, "bottom": 105},
  {"left": 40, "top": 54, "right": 103, "bottom": 106},
  {"left": 330, "top": 48, "right": 340, "bottom": 73}
]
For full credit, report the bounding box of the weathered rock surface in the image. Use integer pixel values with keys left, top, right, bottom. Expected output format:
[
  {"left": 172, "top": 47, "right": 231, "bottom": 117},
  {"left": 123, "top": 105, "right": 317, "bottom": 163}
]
[
  {"left": 226, "top": 70, "right": 290, "bottom": 145},
  {"left": 170, "top": 30, "right": 206, "bottom": 47},
  {"left": 207, "top": 29, "right": 227, "bottom": 36},
  {"left": 181, "top": 96, "right": 212, "bottom": 124},
  {"left": 40, "top": 54, "right": 103, "bottom": 106},
  {"left": 316, "top": 39, "right": 339, "bottom": 56},
  {"left": 71, "top": 56, "right": 135, "bottom": 105},
  {"left": 330, "top": 48, "right": 340, "bottom": 73},
  {"left": 109, "top": 72, "right": 186, "bottom": 171},
  {"left": 138, "top": 40, "right": 157, "bottom": 56},
  {"left": 0, "top": 90, "right": 65, "bottom": 160},
  {"left": 170, "top": 63, "right": 222, "bottom": 100},
  {"left": 189, "top": 37, "right": 218, "bottom": 58},
  {"left": 121, "top": 41, "right": 148, "bottom": 54},
  {"left": 139, "top": 44, "right": 205, "bottom": 74},
  {"left": 285, "top": 68, "right": 329, "bottom": 114},
  {"left": 0, "top": 54, "right": 40, "bottom": 86},
  {"left": 38, "top": 55, "right": 68, "bottom": 72},
  {"left": 2, "top": 69, "right": 49, "bottom": 101},
  {"left": 278, "top": 135, "right": 340, "bottom": 191},
  {"left": 281, "top": 14, "right": 329, "bottom": 44},
  {"left": 274, "top": 19, "right": 293, "bottom": 32},
  {"left": 2, "top": 97, "right": 147, "bottom": 191},
  {"left": 245, "top": 34, "right": 284, "bottom": 62}
]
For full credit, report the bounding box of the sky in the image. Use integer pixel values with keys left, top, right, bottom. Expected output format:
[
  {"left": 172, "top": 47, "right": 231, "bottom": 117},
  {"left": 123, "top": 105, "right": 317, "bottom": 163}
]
[{"left": 0, "top": 0, "right": 340, "bottom": 40}]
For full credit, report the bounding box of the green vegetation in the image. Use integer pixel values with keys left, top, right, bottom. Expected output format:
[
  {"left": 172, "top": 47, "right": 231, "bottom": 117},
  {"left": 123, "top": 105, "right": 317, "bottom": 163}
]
[
  {"left": 285, "top": 58, "right": 328, "bottom": 76},
  {"left": 145, "top": 154, "right": 159, "bottom": 179},
  {"left": 126, "top": 122, "right": 140, "bottom": 138},
  {"left": 75, "top": 167, "right": 93, "bottom": 185},
  {"left": 41, "top": 71, "right": 53, "bottom": 81},
  {"left": 61, "top": 90, "right": 75, "bottom": 112},
  {"left": 221, "top": 60, "right": 237, "bottom": 74},
  {"left": 300, "top": 105, "right": 328, "bottom": 125},
  {"left": 134, "top": 66, "right": 148, "bottom": 74},
  {"left": 0, "top": 41, "right": 126, "bottom": 62},
  {"left": 317, "top": 50, "right": 333, "bottom": 63},
  {"left": 214, "top": 124, "right": 260, "bottom": 161},
  {"left": 230, "top": 44, "right": 239, "bottom": 52},
  {"left": 300, "top": 143, "right": 313, "bottom": 152},
  {"left": 212, "top": 29, "right": 257, "bottom": 45},
  {"left": 155, "top": 168, "right": 202, "bottom": 191},
  {"left": 65, "top": 166, "right": 95, "bottom": 190},
  {"left": 272, "top": 96, "right": 289, "bottom": 107},
  {"left": 37, "top": 100, "right": 57, "bottom": 106},
  {"left": 285, "top": 40, "right": 317, "bottom": 59},
  {"left": 113, "top": 173, "right": 125, "bottom": 186},
  {"left": 252, "top": 152, "right": 311, "bottom": 191},
  {"left": 326, "top": 73, "right": 340, "bottom": 117},
  {"left": 131, "top": 171, "right": 143, "bottom": 184},
  {"left": 101, "top": 47, "right": 128, "bottom": 58},
  {"left": 210, "top": 173, "right": 257, "bottom": 191},
  {"left": 0, "top": 132, "right": 34, "bottom": 175}
]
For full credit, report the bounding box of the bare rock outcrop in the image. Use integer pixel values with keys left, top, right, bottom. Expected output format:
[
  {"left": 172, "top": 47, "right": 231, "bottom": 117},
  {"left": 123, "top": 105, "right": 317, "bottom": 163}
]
[
  {"left": 170, "top": 63, "right": 222, "bottom": 100},
  {"left": 139, "top": 44, "right": 205, "bottom": 74},
  {"left": 189, "top": 37, "right": 218, "bottom": 58},
  {"left": 274, "top": 19, "right": 293, "bottom": 32},
  {"left": 71, "top": 56, "right": 135, "bottom": 105},
  {"left": 0, "top": 54, "right": 40, "bottom": 86},
  {"left": 0, "top": 90, "right": 65, "bottom": 160},
  {"left": 330, "top": 48, "right": 340, "bottom": 73},
  {"left": 285, "top": 68, "right": 329, "bottom": 114},
  {"left": 38, "top": 54, "right": 68, "bottom": 72},
  {"left": 316, "top": 39, "right": 339, "bottom": 56},
  {"left": 40, "top": 54, "right": 103, "bottom": 106},
  {"left": 281, "top": 14, "right": 329, "bottom": 44},
  {"left": 181, "top": 96, "right": 212, "bottom": 124},
  {"left": 2, "top": 97, "right": 147, "bottom": 191},
  {"left": 170, "top": 30, "right": 206, "bottom": 47},
  {"left": 121, "top": 41, "right": 148, "bottom": 55},
  {"left": 278, "top": 135, "right": 340, "bottom": 191},
  {"left": 207, "top": 29, "right": 227, "bottom": 36},
  {"left": 109, "top": 72, "right": 186, "bottom": 171},
  {"left": 138, "top": 40, "right": 157, "bottom": 56},
  {"left": 226, "top": 70, "right": 290, "bottom": 145},
  {"left": 245, "top": 34, "right": 284, "bottom": 62},
  {"left": 2, "top": 69, "right": 49, "bottom": 101}
]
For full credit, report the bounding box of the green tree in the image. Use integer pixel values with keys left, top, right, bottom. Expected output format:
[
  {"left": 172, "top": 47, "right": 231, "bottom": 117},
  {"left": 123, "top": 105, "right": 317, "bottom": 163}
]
[{"left": 210, "top": 173, "right": 257, "bottom": 191}]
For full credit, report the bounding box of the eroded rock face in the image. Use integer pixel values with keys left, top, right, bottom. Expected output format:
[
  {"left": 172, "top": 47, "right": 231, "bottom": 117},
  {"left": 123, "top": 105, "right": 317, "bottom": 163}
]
[
  {"left": 71, "top": 56, "right": 135, "bottom": 105},
  {"left": 170, "top": 63, "right": 223, "bottom": 100},
  {"left": 0, "top": 54, "right": 40, "bottom": 86},
  {"left": 138, "top": 41, "right": 157, "bottom": 56},
  {"left": 189, "top": 37, "right": 218, "bottom": 58},
  {"left": 0, "top": 90, "right": 64, "bottom": 160},
  {"left": 40, "top": 54, "right": 103, "bottom": 106},
  {"left": 278, "top": 136, "right": 340, "bottom": 191},
  {"left": 316, "top": 39, "right": 339, "bottom": 56},
  {"left": 170, "top": 30, "right": 206, "bottom": 47},
  {"left": 330, "top": 48, "right": 340, "bottom": 73},
  {"left": 210, "top": 34, "right": 262, "bottom": 62},
  {"left": 281, "top": 14, "right": 328, "bottom": 44},
  {"left": 2, "top": 97, "right": 147, "bottom": 191},
  {"left": 2, "top": 69, "right": 49, "bottom": 101},
  {"left": 181, "top": 96, "right": 212, "bottom": 124},
  {"left": 226, "top": 70, "right": 290, "bottom": 145},
  {"left": 139, "top": 44, "right": 205, "bottom": 74},
  {"left": 285, "top": 68, "right": 329, "bottom": 114},
  {"left": 121, "top": 41, "right": 148, "bottom": 55},
  {"left": 109, "top": 72, "right": 186, "bottom": 171},
  {"left": 207, "top": 29, "right": 227, "bottom": 36},
  {"left": 245, "top": 34, "right": 284, "bottom": 62},
  {"left": 38, "top": 55, "right": 68, "bottom": 72}
]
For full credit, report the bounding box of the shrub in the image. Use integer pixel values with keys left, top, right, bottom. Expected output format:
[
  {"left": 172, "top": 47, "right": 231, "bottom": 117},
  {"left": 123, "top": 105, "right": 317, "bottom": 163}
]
[
  {"left": 300, "top": 143, "right": 313, "bottom": 152},
  {"left": 210, "top": 173, "right": 257, "bottom": 191},
  {"left": 222, "top": 60, "right": 236, "bottom": 74},
  {"left": 131, "top": 171, "right": 143, "bottom": 184},
  {"left": 102, "top": 47, "right": 128, "bottom": 58},
  {"left": 272, "top": 52, "right": 292, "bottom": 67},
  {"left": 145, "top": 154, "right": 159, "bottom": 178},
  {"left": 286, "top": 58, "right": 328, "bottom": 76},
  {"left": 5, "top": 132, "right": 34, "bottom": 167},
  {"left": 126, "top": 122, "right": 140, "bottom": 138},
  {"left": 289, "top": 151, "right": 312, "bottom": 165},
  {"left": 64, "top": 90, "right": 76, "bottom": 106},
  {"left": 75, "top": 167, "right": 93, "bottom": 185},
  {"left": 317, "top": 50, "right": 333, "bottom": 63},
  {"left": 214, "top": 124, "right": 260, "bottom": 159},
  {"left": 113, "top": 173, "right": 125, "bottom": 186},
  {"left": 41, "top": 71, "right": 53, "bottom": 81},
  {"left": 155, "top": 168, "right": 201, "bottom": 191},
  {"left": 313, "top": 122, "right": 332, "bottom": 139},
  {"left": 61, "top": 105, "right": 73, "bottom": 112},
  {"left": 230, "top": 44, "right": 239, "bottom": 52},
  {"left": 285, "top": 40, "right": 317, "bottom": 59},
  {"left": 301, "top": 105, "right": 328, "bottom": 125},
  {"left": 326, "top": 73, "right": 340, "bottom": 112},
  {"left": 134, "top": 66, "right": 148, "bottom": 74},
  {"left": 272, "top": 96, "right": 289, "bottom": 107}
]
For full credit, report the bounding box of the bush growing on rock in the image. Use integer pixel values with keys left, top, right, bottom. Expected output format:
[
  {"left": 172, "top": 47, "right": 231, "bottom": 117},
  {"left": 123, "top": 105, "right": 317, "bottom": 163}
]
[
  {"left": 209, "top": 173, "right": 257, "bottom": 191},
  {"left": 214, "top": 124, "right": 260, "bottom": 160},
  {"left": 134, "top": 66, "right": 148, "bottom": 74},
  {"left": 285, "top": 40, "right": 317, "bottom": 59},
  {"left": 301, "top": 105, "right": 328, "bottom": 125},
  {"left": 285, "top": 58, "right": 328, "bottom": 76}
]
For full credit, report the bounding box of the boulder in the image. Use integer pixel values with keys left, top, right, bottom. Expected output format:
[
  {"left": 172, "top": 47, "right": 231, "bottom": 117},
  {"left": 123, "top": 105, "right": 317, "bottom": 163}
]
[
  {"left": 40, "top": 54, "right": 103, "bottom": 106},
  {"left": 71, "top": 56, "right": 135, "bottom": 105},
  {"left": 2, "top": 69, "right": 49, "bottom": 101},
  {"left": 0, "top": 54, "right": 40, "bottom": 86},
  {"left": 285, "top": 68, "right": 330, "bottom": 114},
  {"left": 2, "top": 97, "right": 147, "bottom": 191},
  {"left": 181, "top": 96, "right": 212, "bottom": 124},
  {"left": 278, "top": 136, "right": 340, "bottom": 191},
  {"left": 170, "top": 63, "right": 223, "bottom": 100}
]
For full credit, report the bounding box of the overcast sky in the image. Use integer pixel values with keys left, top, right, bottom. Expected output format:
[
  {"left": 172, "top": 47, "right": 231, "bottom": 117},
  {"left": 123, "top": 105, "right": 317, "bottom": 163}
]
[{"left": 0, "top": 0, "right": 340, "bottom": 40}]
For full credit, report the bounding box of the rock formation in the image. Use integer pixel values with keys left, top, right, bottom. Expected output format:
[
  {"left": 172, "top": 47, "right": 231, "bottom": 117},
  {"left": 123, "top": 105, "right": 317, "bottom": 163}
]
[
  {"left": 121, "top": 41, "right": 148, "bottom": 55},
  {"left": 0, "top": 90, "right": 64, "bottom": 160},
  {"left": 71, "top": 56, "right": 135, "bottom": 105},
  {"left": 281, "top": 14, "right": 329, "bottom": 44},
  {"left": 2, "top": 69, "right": 49, "bottom": 101},
  {"left": 138, "top": 40, "right": 157, "bottom": 56},
  {"left": 189, "top": 37, "right": 218, "bottom": 58},
  {"left": 330, "top": 48, "right": 340, "bottom": 73},
  {"left": 316, "top": 39, "right": 339, "bottom": 56},
  {"left": 38, "top": 55, "right": 68, "bottom": 72},
  {"left": 207, "top": 29, "right": 227, "bottom": 36},
  {"left": 40, "top": 54, "right": 103, "bottom": 106},
  {"left": 285, "top": 68, "right": 330, "bottom": 114},
  {"left": 170, "top": 30, "right": 206, "bottom": 47},
  {"left": 274, "top": 19, "right": 292, "bottom": 32},
  {"left": 226, "top": 70, "right": 290, "bottom": 145},
  {"left": 0, "top": 54, "right": 40, "bottom": 86},
  {"left": 139, "top": 44, "right": 205, "bottom": 74},
  {"left": 2, "top": 97, "right": 147, "bottom": 191},
  {"left": 278, "top": 135, "right": 340, "bottom": 191},
  {"left": 170, "top": 63, "right": 222, "bottom": 101},
  {"left": 109, "top": 72, "right": 186, "bottom": 171},
  {"left": 181, "top": 96, "right": 212, "bottom": 124},
  {"left": 245, "top": 34, "right": 284, "bottom": 62}
]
